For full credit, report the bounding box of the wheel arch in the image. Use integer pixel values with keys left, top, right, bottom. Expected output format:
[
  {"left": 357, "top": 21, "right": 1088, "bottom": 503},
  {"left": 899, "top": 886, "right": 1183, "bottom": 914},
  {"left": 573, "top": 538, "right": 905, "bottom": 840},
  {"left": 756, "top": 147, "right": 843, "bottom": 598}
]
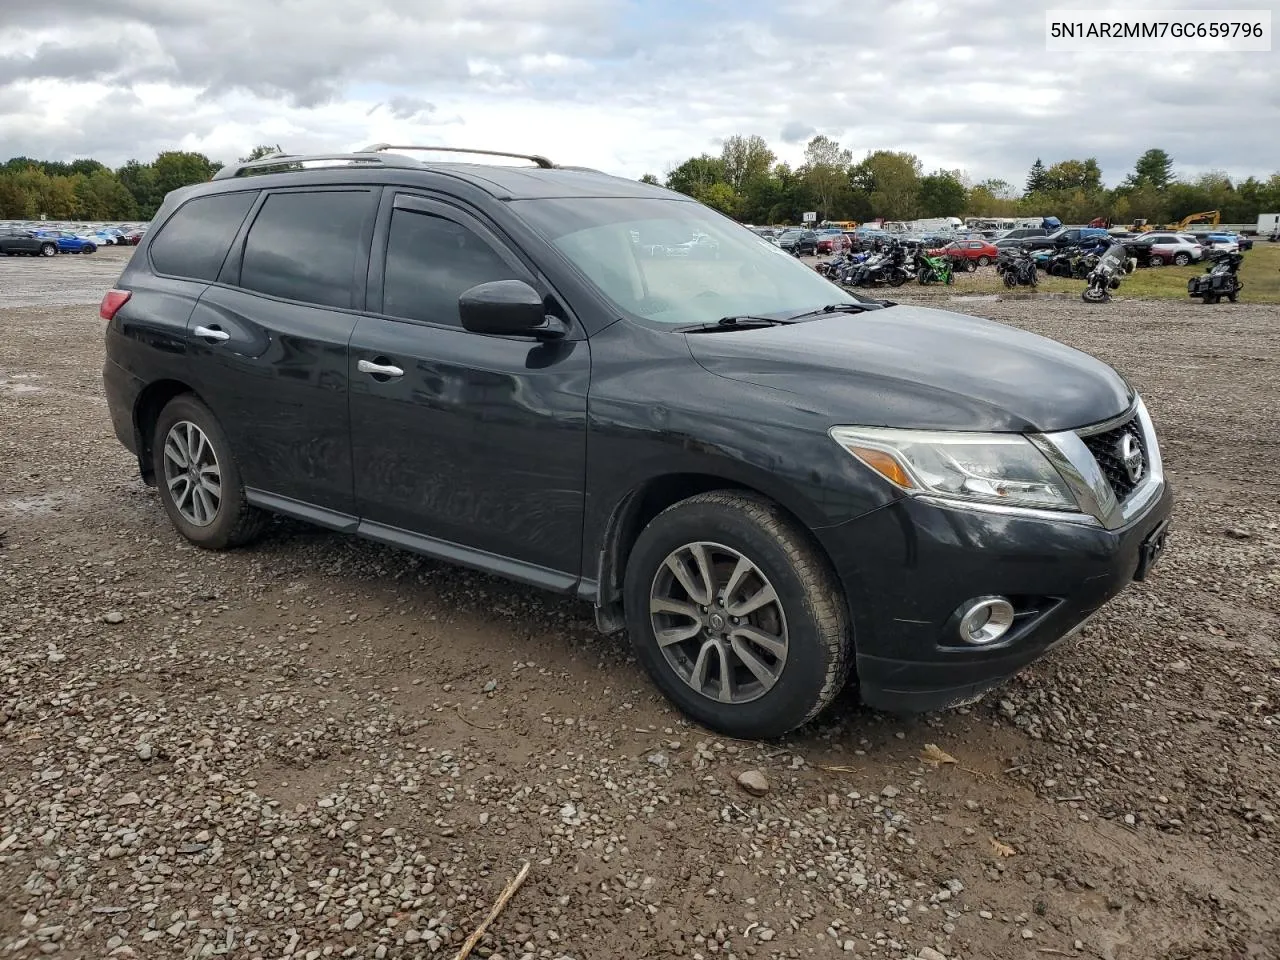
[
  {"left": 133, "top": 379, "right": 205, "bottom": 485},
  {"left": 588, "top": 471, "right": 841, "bottom": 635}
]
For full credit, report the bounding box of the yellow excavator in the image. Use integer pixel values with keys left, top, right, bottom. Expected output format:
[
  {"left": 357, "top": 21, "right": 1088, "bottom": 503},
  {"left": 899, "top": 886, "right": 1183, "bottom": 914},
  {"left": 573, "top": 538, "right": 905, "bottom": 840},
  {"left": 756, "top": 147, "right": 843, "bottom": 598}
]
[{"left": 1130, "top": 210, "right": 1220, "bottom": 233}]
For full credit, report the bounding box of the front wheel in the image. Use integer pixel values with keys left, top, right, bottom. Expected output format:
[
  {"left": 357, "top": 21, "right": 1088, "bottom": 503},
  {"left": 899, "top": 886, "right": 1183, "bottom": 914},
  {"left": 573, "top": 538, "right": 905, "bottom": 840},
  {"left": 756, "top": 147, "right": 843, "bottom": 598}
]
[
  {"left": 1082, "top": 285, "right": 1109, "bottom": 303},
  {"left": 153, "top": 394, "right": 267, "bottom": 550},
  {"left": 1149, "top": 255, "right": 1165, "bottom": 267},
  {"left": 623, "top": 491, "right": 850, "bottom": 740},
  {"left": 40, "top": 243, "right": 57, "bottom": 256}
]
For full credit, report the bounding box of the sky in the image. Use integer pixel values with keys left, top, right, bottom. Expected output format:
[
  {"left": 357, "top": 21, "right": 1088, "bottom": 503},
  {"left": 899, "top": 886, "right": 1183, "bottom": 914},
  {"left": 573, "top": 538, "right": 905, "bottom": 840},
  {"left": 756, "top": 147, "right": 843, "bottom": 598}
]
[{"left": 1, "top": 0, "right": 1277, "bottom": 188}]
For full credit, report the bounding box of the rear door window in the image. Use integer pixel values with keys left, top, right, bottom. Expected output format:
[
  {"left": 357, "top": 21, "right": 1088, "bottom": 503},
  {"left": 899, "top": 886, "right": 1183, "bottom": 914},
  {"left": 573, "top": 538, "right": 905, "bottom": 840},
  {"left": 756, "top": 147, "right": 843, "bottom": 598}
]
[
  {"left": 150, "top": 191, "right": 258, "bottom": 281},
  {"left": 239, "top": 190, "right": 375, "bottom": 309}
]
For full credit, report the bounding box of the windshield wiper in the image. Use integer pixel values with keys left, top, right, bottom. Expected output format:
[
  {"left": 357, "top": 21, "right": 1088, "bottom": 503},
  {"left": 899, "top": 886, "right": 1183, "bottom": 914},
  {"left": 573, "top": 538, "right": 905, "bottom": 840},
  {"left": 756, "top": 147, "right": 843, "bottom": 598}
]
[
  {"left": 678, "top": 315, "right": 791, "bottom": 333},
  {"left": 785, "top": 301, "right": 890, "bottom": 322}
]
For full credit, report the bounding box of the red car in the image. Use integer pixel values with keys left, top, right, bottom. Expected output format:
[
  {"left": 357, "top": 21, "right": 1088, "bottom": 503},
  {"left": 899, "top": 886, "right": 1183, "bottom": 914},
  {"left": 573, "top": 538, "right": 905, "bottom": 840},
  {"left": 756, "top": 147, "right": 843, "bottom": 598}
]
[
  {"left": 815, "top": 231, "right": 852, "bottom": 254},
  {"left": 928, "top": 239, "right": 999, "bottom": 266}
]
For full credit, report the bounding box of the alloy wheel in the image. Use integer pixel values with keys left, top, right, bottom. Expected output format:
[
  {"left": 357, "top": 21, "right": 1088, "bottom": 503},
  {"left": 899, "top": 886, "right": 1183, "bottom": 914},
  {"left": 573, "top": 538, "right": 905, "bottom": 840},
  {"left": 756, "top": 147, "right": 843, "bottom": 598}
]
[
  {"left": 162, "top": 420, "right": 222, "bottom": 526},
  {"left": 649, "top": 541, "right": 789, "bottom": 704}
]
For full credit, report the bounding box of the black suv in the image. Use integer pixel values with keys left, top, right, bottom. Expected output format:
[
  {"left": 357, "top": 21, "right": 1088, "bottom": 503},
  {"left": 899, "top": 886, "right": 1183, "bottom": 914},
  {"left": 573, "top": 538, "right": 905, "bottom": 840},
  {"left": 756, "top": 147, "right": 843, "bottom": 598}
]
[
  {"left": 1, "top": 229, "right": 59, "bottom": 257},
  {"left": 101, "top": 145, "right": 1172, "bottom": 738}
]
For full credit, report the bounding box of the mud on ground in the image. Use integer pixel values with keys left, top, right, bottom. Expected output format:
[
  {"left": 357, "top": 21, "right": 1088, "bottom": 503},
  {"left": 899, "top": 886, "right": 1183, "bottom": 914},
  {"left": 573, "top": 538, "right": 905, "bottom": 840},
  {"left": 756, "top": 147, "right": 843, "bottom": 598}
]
[{"left": 2, "top": 247, "right": 1277, "bottom": 960}]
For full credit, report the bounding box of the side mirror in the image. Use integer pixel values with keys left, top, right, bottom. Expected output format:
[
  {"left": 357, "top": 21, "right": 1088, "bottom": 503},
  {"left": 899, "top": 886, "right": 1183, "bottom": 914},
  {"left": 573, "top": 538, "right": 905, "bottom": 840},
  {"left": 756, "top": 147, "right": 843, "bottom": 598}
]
[{"left": 458, "top": 280, "right": 564, "bottom": 339}]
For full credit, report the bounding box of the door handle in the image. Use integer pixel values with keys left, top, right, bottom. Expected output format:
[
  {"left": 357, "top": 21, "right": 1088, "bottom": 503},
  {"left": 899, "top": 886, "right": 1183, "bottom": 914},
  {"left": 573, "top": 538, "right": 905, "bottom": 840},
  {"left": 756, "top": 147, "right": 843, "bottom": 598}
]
[
  {"left": 357, "top": 359, "right": 405, "bottom": 378},
  {"left": 194, "top": 325, "right": 230, "bottom": 342}
]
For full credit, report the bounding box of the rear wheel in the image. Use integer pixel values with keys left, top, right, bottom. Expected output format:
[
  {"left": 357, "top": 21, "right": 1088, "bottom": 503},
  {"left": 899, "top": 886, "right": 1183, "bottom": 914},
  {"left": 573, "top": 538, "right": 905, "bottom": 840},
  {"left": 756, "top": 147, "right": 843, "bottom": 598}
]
[
  {"left": 977, "top": 255, "right": 991, "bottom": 266},
  {"left": 1173, "top": 253, "right": 1190, "bottom": 266},
  {"left": 1149, "top": 254, "right": 1165, "bottom": 267},
  {"left": 152, "top": 394, "right": 267, "bottom": 550},
  {"left": 623, "top": 491, "right": 851, "bottom": 739}
]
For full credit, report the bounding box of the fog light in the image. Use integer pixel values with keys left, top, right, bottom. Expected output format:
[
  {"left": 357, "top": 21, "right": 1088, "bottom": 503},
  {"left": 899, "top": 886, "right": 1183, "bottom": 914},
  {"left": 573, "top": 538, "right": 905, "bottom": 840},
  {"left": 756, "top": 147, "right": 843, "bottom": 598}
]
[{"left": 957, "top": 597, "right": 1015, "bottom": 645}]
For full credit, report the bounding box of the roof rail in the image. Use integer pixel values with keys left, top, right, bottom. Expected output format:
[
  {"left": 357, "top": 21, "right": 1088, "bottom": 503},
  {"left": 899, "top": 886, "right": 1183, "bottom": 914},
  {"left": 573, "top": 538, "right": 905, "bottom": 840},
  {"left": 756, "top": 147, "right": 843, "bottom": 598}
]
[
  {"left": 359, "top": 143, "right": 555, "bottom": 169},
  {"left": 212, "top": 151, "right": 421, "bottom": 181}
]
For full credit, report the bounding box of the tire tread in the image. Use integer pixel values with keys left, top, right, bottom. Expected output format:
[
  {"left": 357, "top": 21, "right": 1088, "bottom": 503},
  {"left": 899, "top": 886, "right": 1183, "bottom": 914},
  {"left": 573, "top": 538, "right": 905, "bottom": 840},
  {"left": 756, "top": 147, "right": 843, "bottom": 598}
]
[{"left": 649, "top": 490, "right": 852, "bottom": 729}]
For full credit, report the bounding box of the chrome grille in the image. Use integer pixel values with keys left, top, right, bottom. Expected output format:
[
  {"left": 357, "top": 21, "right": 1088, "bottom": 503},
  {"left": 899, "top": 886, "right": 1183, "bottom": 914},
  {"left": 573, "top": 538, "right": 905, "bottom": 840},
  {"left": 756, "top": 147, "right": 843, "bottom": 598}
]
[{"left": 1080, "top": 416, "right": 1147, "bottom": 502}]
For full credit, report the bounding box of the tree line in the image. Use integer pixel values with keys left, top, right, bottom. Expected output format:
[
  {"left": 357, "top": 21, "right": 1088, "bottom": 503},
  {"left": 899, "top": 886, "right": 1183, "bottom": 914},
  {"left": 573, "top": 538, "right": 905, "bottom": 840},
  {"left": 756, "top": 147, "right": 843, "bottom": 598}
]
[
  {"left": 4, "top": 138, "right": 1276, "bottom": 228},
  {"left": 643, "top": 136, "right": 1280, "bottom": 226},
  {"left": 0, "top": 146, "right": 284, "bottom": 222}
]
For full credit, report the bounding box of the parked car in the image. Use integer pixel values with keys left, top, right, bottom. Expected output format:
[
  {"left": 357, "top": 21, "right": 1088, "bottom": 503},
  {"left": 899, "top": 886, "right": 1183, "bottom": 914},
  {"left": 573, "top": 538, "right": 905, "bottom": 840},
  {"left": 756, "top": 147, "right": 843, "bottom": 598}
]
[
  {"left": 1122, "top": 233, "right": 1203, "bottom": 267},
  {"left": 35, "top": 230, "right": 97, "bottom": 254},
  {"left": 121, "top": 229, "right": 147, "bottom": 245},
  {"left": 815, "top": 230, "right": 851, "bottom": 255},
  {"left": 1020, "top": 227, "right": 1113, "bottom": 253},
  {"left": 778, "top": 229, "right": 819, "bottom": 256},
  {"left": 993, "top": 237, "right": 1030, "bottom": 253},
  {"left": 995, "top": 227, "right": 1049, "bottom": 241},
  {"left": 1200, "top": 232, "right": 1250, "bottom": 253},
  {"left": 100, "top": 145, "right": 1172, "bottom": 739},
  {"left": 0, "top": 228, "right": 60, "bottom": 257},
  {"left": 927, "top": 239, "right": 999, "bottom": 265}
]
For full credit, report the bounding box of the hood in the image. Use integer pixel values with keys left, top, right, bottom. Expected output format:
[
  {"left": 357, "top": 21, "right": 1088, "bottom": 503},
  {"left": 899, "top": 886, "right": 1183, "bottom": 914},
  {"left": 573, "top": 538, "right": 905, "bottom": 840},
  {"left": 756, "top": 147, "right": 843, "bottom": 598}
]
[{"left": 685, "top": 305, "right": 1132, "bottom": 433}]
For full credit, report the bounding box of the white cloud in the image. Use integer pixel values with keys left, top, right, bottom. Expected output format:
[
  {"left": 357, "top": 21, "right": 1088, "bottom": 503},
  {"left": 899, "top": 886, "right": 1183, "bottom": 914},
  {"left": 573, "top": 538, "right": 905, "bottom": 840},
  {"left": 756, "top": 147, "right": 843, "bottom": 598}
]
[{"left": 0, "top": 0, "right": 1276, "bottom": 184}]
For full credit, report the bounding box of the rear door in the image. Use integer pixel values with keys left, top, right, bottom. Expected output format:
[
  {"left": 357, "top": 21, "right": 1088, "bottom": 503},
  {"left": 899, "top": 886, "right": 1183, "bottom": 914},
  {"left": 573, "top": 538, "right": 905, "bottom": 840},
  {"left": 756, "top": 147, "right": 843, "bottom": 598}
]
[
  {"left": 184, "top": 187, "right": 379, "bottom": 519},
  {"left": 348, "top": 192, "right": 589, "bottom": 586}
]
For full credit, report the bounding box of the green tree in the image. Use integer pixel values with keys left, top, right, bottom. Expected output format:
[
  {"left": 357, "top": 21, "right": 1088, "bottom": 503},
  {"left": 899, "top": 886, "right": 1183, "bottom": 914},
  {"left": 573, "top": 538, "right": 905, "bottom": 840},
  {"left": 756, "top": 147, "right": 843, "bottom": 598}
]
[
  {"left": 699, "top": 182, "right": 740, "bottom": 217},
  {"left": 1125, "top": 148, "right": 1174, "bottom": 190},
  {"left": 918, "top": 170, "right": 967, "bottom": 217},
  {"left": 239, "top": 144, "right": 285, "bottom": 163},
  {"left": 719, "top": 135, "right": 775, "bottom": 194},
  {"left": 854, "top": 150, "right": 922, "bottom": 219},
  {"left": 639, "top": 173, "right": 661, "bottom": 185},
  {"left": 801, "top": 135, "right": 851, "bottom": 220},
  {"left": 0, "top": 175, "right": 35, "bottom": 218},
  {"left": 665, "top": 154, "right": 727, "bottom": 198},
  {"left": 75, "top": 169, "right": 138, "bottom": 219},
  {"left": 1025, "top": 159, "right": 1048, "bottom": 195},
  {"left": 1043, "top": 158, "right": 1102, "bottom": 192},
  {"left": 151, "top": 151, "right": 218, "bottom": 201},
  {"left": 117, "top": 160, "right": 160, "bottom": 218}
]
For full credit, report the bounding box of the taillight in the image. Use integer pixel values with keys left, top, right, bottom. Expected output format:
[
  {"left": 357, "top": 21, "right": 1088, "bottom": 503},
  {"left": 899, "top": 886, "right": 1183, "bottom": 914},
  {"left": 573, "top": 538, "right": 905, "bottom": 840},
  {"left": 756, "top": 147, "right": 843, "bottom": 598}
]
[{"left": 99, "top": 289, "right": 131, "bottom": 321}]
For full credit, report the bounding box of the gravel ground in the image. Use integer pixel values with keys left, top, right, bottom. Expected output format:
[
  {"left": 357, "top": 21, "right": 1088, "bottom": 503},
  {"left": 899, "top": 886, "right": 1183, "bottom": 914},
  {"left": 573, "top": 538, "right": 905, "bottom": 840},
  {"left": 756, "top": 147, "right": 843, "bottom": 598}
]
[{"left": 2, "top": 247, "right": 1277, "bottom": 960}]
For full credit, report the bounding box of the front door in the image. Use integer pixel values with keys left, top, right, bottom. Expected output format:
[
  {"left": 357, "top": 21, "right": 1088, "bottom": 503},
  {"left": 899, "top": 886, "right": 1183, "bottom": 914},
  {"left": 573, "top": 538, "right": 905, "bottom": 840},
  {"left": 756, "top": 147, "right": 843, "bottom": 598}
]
[{"left": 348, "top": 193, "right": 589, "bottom": 586}]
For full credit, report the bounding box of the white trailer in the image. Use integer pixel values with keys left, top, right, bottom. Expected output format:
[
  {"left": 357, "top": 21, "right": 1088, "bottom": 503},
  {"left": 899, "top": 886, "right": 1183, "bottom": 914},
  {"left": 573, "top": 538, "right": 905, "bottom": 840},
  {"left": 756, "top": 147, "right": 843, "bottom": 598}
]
[{"left": 1258, "top": 213, "right": 1280, "bottom": 235}]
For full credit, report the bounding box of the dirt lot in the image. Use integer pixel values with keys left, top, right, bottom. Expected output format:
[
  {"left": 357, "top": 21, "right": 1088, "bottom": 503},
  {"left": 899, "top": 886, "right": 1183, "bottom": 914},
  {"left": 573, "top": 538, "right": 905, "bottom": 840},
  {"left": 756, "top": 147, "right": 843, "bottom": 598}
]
[{"left": 2, "top": 247, "right": 1277, "bottom": 960}]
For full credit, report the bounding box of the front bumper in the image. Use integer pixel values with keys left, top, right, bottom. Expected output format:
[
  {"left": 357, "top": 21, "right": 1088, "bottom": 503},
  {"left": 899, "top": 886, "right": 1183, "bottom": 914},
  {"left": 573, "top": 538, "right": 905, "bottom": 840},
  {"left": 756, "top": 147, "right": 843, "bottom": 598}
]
[{"left": 813, "top": 480, "right": 1173, "bottom": 713}]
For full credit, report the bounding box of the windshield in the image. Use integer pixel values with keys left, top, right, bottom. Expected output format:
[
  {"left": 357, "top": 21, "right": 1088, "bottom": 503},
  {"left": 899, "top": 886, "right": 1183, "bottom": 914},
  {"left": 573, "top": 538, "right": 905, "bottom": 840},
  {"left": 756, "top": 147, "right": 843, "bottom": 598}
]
[{"left": 512, "top": 198, "right": 872, "bottom": 326}]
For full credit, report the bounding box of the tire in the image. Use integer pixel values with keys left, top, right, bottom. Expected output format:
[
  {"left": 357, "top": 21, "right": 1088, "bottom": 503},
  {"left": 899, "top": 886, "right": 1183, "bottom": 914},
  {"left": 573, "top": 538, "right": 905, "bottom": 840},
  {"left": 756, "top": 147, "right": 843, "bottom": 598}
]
[
  {"left": 83, "top": 244, "right": 96, "bottom": 255},
  {"left": 977, "top": 255, "right": 991, "bottom": 266},
  {"left": 1082, "top": 285, "right": 1108, "bottom": 303},
  {"left": 623, "top": 491, "right": 851, "bottom": 739},
  {"left": 152, "top": 394, "right": 267, "bottom": 550},
  {"left": 40, "top": 243, "right": 57, "bottom": 257},
  {"left": 1149, "top": 255, "right": 1165, "bottom": 267},
  {"left": 1173, "top": 253, "right": 1190, "bottom": 266}
]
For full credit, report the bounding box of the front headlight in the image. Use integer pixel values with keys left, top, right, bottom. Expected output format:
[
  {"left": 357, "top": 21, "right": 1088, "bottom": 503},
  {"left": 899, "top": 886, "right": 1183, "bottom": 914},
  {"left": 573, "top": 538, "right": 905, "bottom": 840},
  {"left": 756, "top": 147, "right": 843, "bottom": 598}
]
[{"left": 829, "top": 426, "right": 1079, "bottom": 512}]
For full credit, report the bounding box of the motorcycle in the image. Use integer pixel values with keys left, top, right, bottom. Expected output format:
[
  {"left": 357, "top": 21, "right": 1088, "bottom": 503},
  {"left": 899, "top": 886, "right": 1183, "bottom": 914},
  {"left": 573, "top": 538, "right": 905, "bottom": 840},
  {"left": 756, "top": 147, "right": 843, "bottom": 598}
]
[
  {"left": 1081, "top": 241, "right": 1136, "bottom": 303},
  {"left": 1187, "top": 250, "right": 1244, "bottom": 303},
  {"left": 852, "top": 242, "right": 912, "bottom": 287},
  {"left": 816, "top": 251, "right": 868, "bottom": 283},
  {"left": 914, "top": 250, "right": 954, "bottom": 285},
  {"left": 996, "top": 247, "right": 1038, "bottom": 288}
]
